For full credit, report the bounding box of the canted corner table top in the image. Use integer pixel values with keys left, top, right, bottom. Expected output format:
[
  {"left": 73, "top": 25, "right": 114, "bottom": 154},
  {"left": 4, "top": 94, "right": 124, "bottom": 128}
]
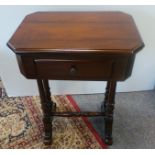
[{"left": 7, "top": 12, "right": 144, "bottom": 54}]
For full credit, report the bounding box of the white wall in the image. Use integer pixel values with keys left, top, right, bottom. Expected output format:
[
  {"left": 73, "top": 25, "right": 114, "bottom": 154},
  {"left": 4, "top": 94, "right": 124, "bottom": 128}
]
[{"left": 0, "top": 5, "right": 155, "bottom": 97}]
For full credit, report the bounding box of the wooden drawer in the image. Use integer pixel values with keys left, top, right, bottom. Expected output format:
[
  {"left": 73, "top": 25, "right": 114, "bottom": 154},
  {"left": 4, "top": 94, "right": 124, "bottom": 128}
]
[{"left": 34, "top": 59, "right": 114, "bottom": 80}]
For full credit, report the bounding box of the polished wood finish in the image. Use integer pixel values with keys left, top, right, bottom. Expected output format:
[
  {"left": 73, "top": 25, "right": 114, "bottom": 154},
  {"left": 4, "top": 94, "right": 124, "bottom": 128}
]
[
  {"left": 7, "top": 12, "right": 144, "bottom": 145},
  {"left": 37, "top": 79, "right": 53, "bottom": 144},
  {"left": 35, "top": 59, "right": 114, "bottom": 79},
  {"left": 104, "top": 81, "right": 117, "bottom": 145},
  {"left": 15, "top": 53, "right": 136, "bottom": 81},
  {"left": 51, "top": 112, "right": 105, "bottom": 117},
  {"left": 8, "top": 12, "right": 143, "bottom": 54}
]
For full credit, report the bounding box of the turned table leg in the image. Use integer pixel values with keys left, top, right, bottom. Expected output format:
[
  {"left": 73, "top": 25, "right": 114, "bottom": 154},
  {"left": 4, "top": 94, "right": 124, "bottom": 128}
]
[
  {"left": 103, "top": 81, "right": 117, "bottom": 145},
  {"left": 101, "top": 81, "right": 110, "bottom": 112},
  {"left": 37, "top": 79, "right": 54, "bottom": 145}
]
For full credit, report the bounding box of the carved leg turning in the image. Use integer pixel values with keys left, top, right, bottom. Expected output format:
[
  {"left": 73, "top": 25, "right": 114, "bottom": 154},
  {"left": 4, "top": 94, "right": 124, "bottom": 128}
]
[
  {"left": 103, "top": 81, "right": 117, "bottom": 145},
  {"left": 101, "top": 81, "right": 110, "bottom": 112},
  {"left": 37, "top": 79, "right": 54, "bottom": 145},
  {"left": 42, "top": 79, "right": 56, "bottom": 112}
]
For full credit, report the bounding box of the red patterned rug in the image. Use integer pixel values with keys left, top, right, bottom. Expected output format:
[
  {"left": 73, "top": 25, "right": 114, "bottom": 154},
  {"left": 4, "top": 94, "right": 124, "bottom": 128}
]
[{"left": 0, "top": 80, "right": 107, "bottom": 149}]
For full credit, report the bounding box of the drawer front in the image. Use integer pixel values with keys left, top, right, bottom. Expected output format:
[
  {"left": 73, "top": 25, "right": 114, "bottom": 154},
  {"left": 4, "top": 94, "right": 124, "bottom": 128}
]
[{"left": 34, "top": 59, "right": 114, "bottom": 80}]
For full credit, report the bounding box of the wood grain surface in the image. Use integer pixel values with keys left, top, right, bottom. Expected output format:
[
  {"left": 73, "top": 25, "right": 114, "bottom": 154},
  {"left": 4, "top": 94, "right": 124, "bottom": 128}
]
[{"left": 7, "top": 12, "right": 144, "bottom": 54}]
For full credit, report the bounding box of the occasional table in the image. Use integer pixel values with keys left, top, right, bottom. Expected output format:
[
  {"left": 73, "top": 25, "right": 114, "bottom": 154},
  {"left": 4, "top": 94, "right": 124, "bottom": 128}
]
[{"left": 7, "top": 12, "right": 144, "bottom": 145}]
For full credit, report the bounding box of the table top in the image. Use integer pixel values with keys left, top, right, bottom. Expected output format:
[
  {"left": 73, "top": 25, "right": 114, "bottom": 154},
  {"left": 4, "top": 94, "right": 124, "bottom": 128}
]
[{"left": 8, "top": 12, "right": 144, "bottom": 54}]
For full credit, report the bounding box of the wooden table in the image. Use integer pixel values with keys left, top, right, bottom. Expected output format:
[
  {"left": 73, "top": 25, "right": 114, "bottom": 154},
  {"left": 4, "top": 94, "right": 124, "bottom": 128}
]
[{"left": 7, "top": 12, "right": 144, "bottom": 145}]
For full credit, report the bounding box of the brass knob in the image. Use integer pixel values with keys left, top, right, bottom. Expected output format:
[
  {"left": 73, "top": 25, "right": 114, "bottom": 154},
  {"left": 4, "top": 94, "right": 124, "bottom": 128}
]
[{"left": 69, "top": 66, "right": 77, "bottom": 76}]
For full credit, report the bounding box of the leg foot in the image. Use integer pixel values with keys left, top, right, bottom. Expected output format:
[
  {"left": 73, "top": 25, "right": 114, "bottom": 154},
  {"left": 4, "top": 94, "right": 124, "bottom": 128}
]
[
  {"left": 43, "top": 132, "right": 52, "bottom": 145},
  {"left": 104, "top": 116, "right": 113, "bottom": 145},
  {"left": 43, "top": 114, "right": 52, "bottom": 145},
  {"left": 105, "top": 137, "right": 113, "bottom": 145}
]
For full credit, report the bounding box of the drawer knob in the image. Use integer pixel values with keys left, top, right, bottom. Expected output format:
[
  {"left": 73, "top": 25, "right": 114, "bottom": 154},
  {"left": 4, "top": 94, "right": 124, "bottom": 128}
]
[{"left": 69, "top": 66, "right": 77, "bottom": 76}]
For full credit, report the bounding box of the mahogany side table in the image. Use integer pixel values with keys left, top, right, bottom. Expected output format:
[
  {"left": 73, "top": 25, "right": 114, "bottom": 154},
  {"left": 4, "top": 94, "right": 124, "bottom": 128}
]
[{"left": 7, "top": 12, "right": 144, "bottom": 145}]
